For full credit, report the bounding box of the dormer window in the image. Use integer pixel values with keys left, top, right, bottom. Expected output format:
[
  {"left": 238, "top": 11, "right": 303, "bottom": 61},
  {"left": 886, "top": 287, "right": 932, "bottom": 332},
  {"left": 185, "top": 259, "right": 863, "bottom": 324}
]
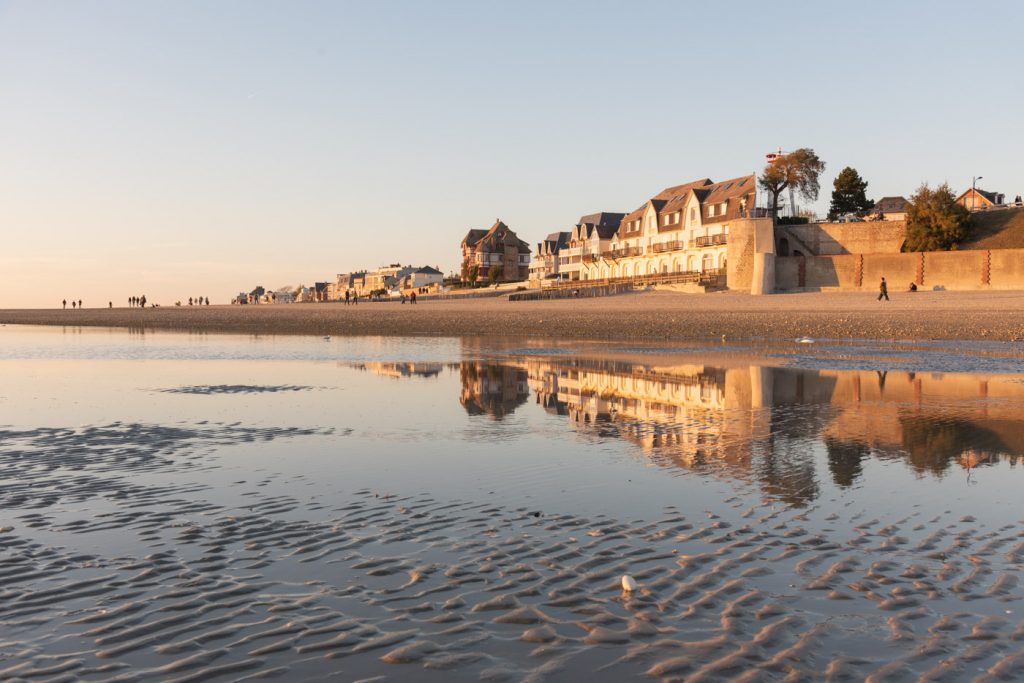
[
  {"left": 707, "top": 205, "right": 715, "bottom": 217},
  {"left": 719, "top": 202, "right": 727, "bottom": 214}
]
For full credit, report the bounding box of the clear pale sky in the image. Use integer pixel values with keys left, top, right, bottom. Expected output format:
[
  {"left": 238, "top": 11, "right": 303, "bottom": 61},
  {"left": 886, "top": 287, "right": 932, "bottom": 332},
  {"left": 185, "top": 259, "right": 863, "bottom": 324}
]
[{"left": 2, "top": 0, "right": 1021, "bottom": 308}]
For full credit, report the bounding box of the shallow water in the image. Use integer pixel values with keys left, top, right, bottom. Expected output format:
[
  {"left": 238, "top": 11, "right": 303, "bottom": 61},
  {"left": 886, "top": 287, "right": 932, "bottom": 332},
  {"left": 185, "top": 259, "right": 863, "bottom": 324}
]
[{"left": 2, "top": 326, "right": 1024, "bottom": 681}]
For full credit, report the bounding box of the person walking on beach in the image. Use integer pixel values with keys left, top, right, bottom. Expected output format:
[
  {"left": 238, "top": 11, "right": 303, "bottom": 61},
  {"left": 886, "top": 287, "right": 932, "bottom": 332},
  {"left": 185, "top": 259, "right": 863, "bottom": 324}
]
[
  {"left": 71, "top": 300, "right": 76, "bottom": 309},
  {"left": 62, "top": 299, "right": 67, "bottom": 309},
  {"left": 344, "top": 290, "right": 350, "bottom": 305},
  {"left": 878, "top": 277, "right": 889, "bottom": 302},
  {"left": 410, "top": 291, "right": 417, "bottom": 304},
  {"left": 109, "top": 301, "right": 112, "bottom": 308},
  {"left": 205, "top": 297, "right": 209, "bottom": 306},
  {"left": 78, "top": 299, "right": 82, "bottom": 309},
  {"left": 140, "top": 295, "right": 147, "bottom": 308}
]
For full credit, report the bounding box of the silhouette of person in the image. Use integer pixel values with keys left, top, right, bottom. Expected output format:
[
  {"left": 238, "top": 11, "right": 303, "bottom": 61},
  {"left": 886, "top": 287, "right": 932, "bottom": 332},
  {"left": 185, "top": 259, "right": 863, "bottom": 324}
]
[
  {"left": 62, "top": 299, "right": 67, "bottom": 309},
  {"left": 72, "top": 300, "right": 76, "bottom": 309},
  {"left": 78, "top": 299, "right": 82, "bottom": 309},
  {"left": 140, "top": 295, "right": 147, "bottom": 308},
  {"left": 877, "top": 278, "right": 889, "bottom": 302},
  {"left": 205, "top": 297, "right": 209, "bottom": 305},
  {"left": 108, "top": 301, "right": 112, "bottom": 308},
  {"left": 189, "top": 297, "right": 193, "bottom": 306}
]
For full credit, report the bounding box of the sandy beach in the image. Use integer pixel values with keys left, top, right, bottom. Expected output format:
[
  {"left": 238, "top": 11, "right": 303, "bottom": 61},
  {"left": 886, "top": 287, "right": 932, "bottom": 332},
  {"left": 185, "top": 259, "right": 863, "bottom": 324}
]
[
  {"left": 4, "top": 330, "right": 1024, "bottom": 680},
  {"left": 4, "top": 289, "right": 1024, "bottom": 342}
]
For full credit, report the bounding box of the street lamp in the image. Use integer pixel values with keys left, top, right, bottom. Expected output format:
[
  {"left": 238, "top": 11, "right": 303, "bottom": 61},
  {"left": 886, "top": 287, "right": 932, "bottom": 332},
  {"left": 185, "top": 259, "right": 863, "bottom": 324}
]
[{"left": 972, "top": 176, "right": 983, "bottom": 212}]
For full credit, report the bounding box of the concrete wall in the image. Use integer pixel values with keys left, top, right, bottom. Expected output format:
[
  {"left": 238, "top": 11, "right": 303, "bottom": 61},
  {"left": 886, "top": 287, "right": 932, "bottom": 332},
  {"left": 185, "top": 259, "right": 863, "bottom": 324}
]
[
  {"left": 806, "top": 254, "right": 860, "bottom": 289},
  {"left": 860, "top": 253, "right": 918, "bottom": 290},
  {"left": 776, "top": 248, "right": 1024, "bottom": 292},
  {"left": 989, "top": 250, "right": 1024, "bottom": 289},
  {"left": 779, "top": 221, "right": 906, "bottom": 256},
  {"left": 726, "top": 218, "right": 774, "bottom": 293}
]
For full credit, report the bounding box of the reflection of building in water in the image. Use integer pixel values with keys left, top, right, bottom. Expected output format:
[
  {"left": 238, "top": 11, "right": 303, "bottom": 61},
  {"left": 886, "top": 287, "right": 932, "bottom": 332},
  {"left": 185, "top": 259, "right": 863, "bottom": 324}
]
[
  {"left": 459, "top": 362, "right": 529, "bottom": 419},
  {"left": 358, "top": 362, "right": 444, "bottom": 379},
  {"left": 524, "top": 358, "right": 822, "bottom": 505},
  {"left": 525, "top": 358, "right": 1024, "bottom": 505}
]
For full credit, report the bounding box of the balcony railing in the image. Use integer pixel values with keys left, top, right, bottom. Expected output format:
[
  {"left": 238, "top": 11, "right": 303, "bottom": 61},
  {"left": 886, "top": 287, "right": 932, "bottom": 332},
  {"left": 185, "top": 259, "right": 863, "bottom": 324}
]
[
  {"left": 581, "top": 253, "right": 599, "bottom": 263},
  {"left": 608, "top": 246, "right": 643, "bottom": 258},
  {"left": 652, "top": 240, "right": 686, "bottom": 253},
  {"left": 692, "top": 234, "right": 728, "bottom": 248}
]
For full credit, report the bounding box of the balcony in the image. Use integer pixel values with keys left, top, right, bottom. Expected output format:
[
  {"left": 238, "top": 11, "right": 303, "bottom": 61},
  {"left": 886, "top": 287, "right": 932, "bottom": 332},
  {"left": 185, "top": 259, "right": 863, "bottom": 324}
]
[
  {"left": 582, "top": 253, "right": 599, "bottom": 263},
  {"left": 691, "top": 234, "right": 728, "bottom": 248},
  {"left": 652, "top": 240, "right": 685, "bottom": 253},
  {"left": 608, "top": 246, "right": 643, "bottom": 258}
]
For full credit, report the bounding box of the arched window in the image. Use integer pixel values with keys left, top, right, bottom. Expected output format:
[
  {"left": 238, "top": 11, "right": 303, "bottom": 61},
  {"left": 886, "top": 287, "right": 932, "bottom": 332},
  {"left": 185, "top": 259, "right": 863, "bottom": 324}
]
[
  {"left": 702, "top": 253, "right": 714, "bottom": 272},
  {"left": 719, "top": 254, "right": 728, "bottom": 270},
  {"left": 687, "top": 256, "right": 695, "bottom": 272}
]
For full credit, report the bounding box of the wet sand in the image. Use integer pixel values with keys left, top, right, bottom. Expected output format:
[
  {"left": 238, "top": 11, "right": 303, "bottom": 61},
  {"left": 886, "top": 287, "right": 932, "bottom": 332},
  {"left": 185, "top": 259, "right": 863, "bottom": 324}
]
[
  {"left": 3, "top": 420, "right": 1024, "bottom": 681},
  {"left": 5, "top": 289, "right": 1024, "bottom": 341}
]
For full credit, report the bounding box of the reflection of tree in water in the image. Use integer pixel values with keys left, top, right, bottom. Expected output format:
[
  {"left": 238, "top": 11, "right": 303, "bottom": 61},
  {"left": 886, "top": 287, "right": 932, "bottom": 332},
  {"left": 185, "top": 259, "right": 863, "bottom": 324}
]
[
  {"left": 459, "top": 363, "right": 529, "bottom": 419},
  {"left": 896, "top": 414, "right": 1009, "bottom": 476},
  {"left": 825, "top": 438, "right": 869, "bottom": 488},
  {"left": 753, "top": 436, "right": 819, "bottom": 507}
]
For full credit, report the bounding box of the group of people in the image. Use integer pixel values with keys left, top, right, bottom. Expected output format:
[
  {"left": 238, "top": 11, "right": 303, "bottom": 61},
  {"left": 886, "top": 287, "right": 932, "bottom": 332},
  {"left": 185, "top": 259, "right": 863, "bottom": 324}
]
[
  {"left": 128, "top": 296, "right": 148, "bottom": 308},
  {"left": 343, "top": 290, "right": 358, "bottom": 305},
  {"left": 400, "top": 291, "right": 417, "bottom": 304},
  {"left": 188, "top": 297, "right": 210, "bottom": 306},
  {"left": 61, "top": 299, "right": 82, "bottom": 309}
]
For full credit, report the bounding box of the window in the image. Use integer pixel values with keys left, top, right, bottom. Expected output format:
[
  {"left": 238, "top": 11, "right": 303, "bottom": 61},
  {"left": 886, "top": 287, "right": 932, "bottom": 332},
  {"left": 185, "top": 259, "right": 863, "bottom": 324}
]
[
  {"left": 690, "top": 208, "right": 696, "bottom": 222},
  {"left": 707, "top": 205, "right": 715, "bottom": 217},
  {"left": 719, "top": 202, "right": 727, "bottom": 214}
]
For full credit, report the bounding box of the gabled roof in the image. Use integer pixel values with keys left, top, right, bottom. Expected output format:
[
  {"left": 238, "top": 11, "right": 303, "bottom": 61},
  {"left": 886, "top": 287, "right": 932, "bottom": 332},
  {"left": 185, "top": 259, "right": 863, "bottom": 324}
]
[
  {"left": 957, "top": 188, "right": 1002, "bottom": 204},
  {"left": 416, "top": 266, "right": 443, "bottom": 275},
  {"left": 545, "top": 231, "right": 571, "bottom": 251},
  {"left": 875, "top": 196, "right": 909, "bottom": 211},
  {"left": 468, "top": 220, "right": 531, "bottom": 254},
  {"left": 578, "top": 212, "right": 626, "bottom": 228},
  {"left": 461, "top": 229, "right": 488, "bottom": 247},
  {"left": 694, "top": 174, "right": 757, "bottom": 225}
]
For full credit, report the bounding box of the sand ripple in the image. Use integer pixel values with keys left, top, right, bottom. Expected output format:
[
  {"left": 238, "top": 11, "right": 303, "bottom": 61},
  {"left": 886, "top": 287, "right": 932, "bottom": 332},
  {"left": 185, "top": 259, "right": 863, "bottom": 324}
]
[{"left": 2, "top": 423, "right": 1024, "bottom": 680}]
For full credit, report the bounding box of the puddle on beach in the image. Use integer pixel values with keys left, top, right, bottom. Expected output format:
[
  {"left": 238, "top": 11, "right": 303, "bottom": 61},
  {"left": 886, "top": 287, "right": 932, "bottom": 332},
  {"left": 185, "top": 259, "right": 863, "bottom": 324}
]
[{"left": 2, "top": 326, "right": 1024, "bottom": 681}]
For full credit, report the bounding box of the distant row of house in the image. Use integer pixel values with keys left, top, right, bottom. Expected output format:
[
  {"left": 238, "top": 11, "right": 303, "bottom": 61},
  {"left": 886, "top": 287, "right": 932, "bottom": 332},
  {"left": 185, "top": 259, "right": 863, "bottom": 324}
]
[
  {"left": 234, "top": 263, "right": 445, "bottom": 304},
  {"left": 234, "top": 176, "right": 1021, "bottom": 303}
]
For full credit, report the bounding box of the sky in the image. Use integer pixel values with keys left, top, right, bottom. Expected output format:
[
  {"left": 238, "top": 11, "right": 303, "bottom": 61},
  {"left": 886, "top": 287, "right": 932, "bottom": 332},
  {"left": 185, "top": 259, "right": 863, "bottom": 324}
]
[{"left": 1, "top": 0, "right": 1022, "bottom": 308}]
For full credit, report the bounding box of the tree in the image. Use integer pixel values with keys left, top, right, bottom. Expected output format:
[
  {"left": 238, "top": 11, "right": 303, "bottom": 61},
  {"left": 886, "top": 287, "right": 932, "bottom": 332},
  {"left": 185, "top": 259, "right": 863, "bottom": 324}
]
[
  {"left": 827, "top": 167, "right": 874, "bottom": 220},
  {"left": 487, "top": 264, "right": 502, "bottom": 285},
  {"left": 903, "top": 183, "right": 971, "bottom": 252},
  {"left": 467, "top": 265, "right": 479, "bottom": 286},
  {"left": 758, "top": 148, "right": 826, "bottom": 221}
]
